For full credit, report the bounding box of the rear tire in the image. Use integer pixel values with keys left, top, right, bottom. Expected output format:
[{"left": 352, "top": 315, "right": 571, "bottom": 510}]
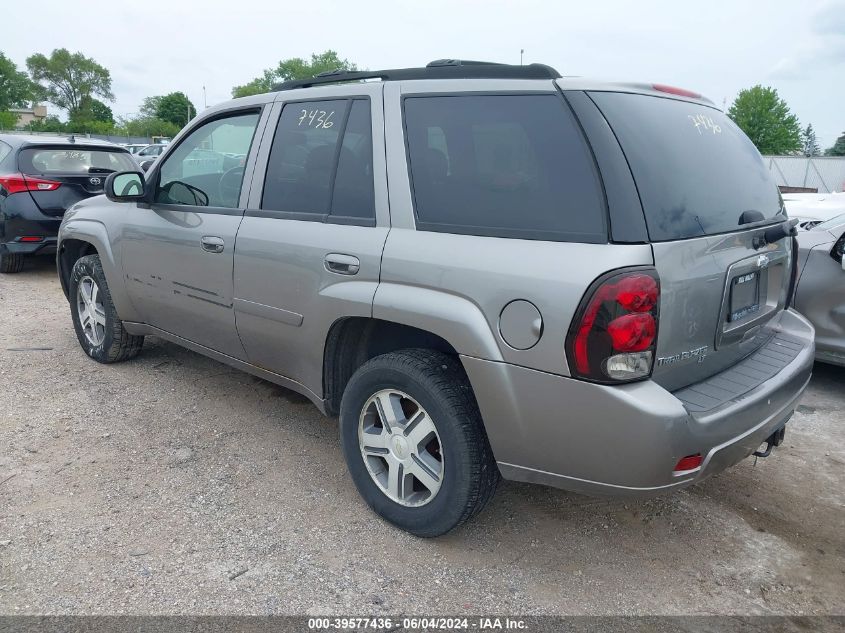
[
  {"left": 69, "top": 254, "right": 144, "bottom": 363},
  {"left": 339, "top": 349, "right": 499, "bottom": 537},
  {"left": 0, "top": 252, "right": 24, "bottom": 273}
]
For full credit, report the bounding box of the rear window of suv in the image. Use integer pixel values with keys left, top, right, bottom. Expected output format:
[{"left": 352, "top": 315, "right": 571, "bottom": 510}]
[
  {"left": 403, "top": 94, "right": 606, "bottom": 242},
  {"left": 590, "top": 92, "right": 784, "bottom": 241},
  {"left": 19, "top": 147, "right": 137, "bottom": 175}
]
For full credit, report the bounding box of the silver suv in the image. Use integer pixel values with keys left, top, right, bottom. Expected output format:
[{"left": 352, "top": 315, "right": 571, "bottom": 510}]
[{"left": 56, "top": 60, "right": 815, "bottom": 536}]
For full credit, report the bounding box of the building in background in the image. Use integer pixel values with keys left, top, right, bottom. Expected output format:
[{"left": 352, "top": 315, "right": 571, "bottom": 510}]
[{"left": 7, "top": 105, "right": 48, "bottom": 127}]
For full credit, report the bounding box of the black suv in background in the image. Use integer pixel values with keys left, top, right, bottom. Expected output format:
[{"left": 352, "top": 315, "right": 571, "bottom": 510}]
[{"left": 0, "top": 134, "right": 137, "bottom": 273}]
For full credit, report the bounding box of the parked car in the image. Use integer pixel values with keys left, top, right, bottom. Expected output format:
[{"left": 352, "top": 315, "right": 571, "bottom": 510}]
[
  {"left": 0, "top": 134, "right": 136, "bottom": 273},
  {"left": 794, "top": 214, "right": 845, "bottom": 366},
  {"left": 134, "top": 143, "right": 167, "bottom": 161},
  {"left": 121, "top": 143, "right": 149, "bottom": 155},
  {"left": 56, "top": 60, "right": 815, "bottom": 536},
  {"left": 783, "top": 191, "right": 845, "bottom": 230}
]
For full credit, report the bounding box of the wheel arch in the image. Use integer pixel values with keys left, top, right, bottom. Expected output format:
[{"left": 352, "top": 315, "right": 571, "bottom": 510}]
[
  {"left": 322, "top": 317, "right": 462, "bottom": 416},
  {"left": 58, "top": 220, "right": 138, "bottom": 321}
]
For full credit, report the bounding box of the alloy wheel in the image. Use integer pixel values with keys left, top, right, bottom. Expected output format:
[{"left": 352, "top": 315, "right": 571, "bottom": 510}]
[
  {"left": 76, "top": 275, "right": 107, "bottom": 346},
  {"left": 358, "top": 389, "right": 444, "bottom": 507}
]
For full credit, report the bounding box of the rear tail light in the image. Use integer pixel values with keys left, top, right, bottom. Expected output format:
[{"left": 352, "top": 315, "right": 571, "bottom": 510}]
[
  {"left": 19, "top": 236, "right": 44, "bottom": 242},
  {"left": 0, "top": 173, "right": 62, "bottom": 195},
  {"left": 566, "top": 268, "right": 660, "bottom": 383}
]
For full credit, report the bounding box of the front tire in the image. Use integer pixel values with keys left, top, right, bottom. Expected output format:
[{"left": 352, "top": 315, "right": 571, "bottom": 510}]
[
  {"left": 339, "top": 350, "right": 499, "bottom": 537},
  {"left": 69, "top": 254, "right": 143, "bottom": 363},
  {"left": 0, "top": 252, "right": 24, "bottom": 273}
]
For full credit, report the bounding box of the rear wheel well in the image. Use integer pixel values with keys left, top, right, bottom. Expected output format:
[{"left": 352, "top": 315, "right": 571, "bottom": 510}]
[
  {"left": 59, "top": 239, "right": 98, "bottom": 297},
  {"left": 323, "top": 318, "right": 459, "bottom": 416}
]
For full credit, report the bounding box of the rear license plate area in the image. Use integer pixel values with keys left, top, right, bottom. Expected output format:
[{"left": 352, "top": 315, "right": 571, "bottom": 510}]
[{"left": 729, "top": 271, "right": 760, "bottom": 322}]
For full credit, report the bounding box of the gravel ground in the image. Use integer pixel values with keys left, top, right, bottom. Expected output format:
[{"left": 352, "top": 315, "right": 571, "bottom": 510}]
[{"left": 0, "top": 256, "right": 843, "bottom": 616}]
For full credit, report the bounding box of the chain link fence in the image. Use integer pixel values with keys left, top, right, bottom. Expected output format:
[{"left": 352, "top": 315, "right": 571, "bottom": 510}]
[{"left": 763, "top": 156, "right": 845, "bottom": 194}]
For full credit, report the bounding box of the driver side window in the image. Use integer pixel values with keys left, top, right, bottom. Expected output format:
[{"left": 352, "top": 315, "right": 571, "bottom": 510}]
[{"left": 155, "top": 111, "right": 260, "bottom": 209}]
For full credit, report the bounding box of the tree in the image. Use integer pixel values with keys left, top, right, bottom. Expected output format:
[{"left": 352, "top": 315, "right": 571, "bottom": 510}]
[
  {"left": 232, "top": 50, "right": 358, "bottom": 98},
  {"left": 155, "top": 92, "right": 196, "bottom": 127},
  {"left": 0, "top": 51, "right": 35, "bottom": 111},
  {"left": 70, "top": 96, "right": 114, "bottom": 125},
  {"left": 26, "top": 49, "right": 113, "bottom": 119},
  {"left": 114, "top": 116, "right": 179, "bottom": 138},
  {"left": 801, "top": 124, "right": 821, "bottom": 157},
  {"left": 727, "top": 85, "right": 801, "bottom": 155},
  {"left": 139, "top": 95, "right": 163, "bottom": 118},
  {"left": 826, "top": 132, "right": 845, "bottom": 157},
  {"left": 0, "top": 110, "right": 18, "bottom": 129},
  {"left": 27, "top": 115, "right": 65, "bottom": 133}
]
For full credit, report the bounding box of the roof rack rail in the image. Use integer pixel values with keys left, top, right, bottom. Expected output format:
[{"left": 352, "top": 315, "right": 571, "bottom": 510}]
[{"left": 273, "top": 60, "right": 560, "bottom": 91}]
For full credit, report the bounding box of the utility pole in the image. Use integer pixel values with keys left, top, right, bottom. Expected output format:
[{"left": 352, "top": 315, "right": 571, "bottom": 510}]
[{"left": 203, "top": 85, "right": 207, "bottom": 109}]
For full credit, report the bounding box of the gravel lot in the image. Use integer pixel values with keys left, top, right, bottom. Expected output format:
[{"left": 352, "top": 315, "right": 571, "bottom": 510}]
[{"left": 1, "top": 256, "right": 843, "bottom": 616}]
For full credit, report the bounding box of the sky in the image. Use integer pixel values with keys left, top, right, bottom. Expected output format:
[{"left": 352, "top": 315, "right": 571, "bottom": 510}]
[{"left": 4, "top": 0, "right": 844, "bottom": 148}]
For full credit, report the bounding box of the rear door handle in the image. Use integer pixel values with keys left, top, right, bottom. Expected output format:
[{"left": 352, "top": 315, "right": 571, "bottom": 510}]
[
  {"left": 201, "top": 236, "right": 225, "bottom": 253},
  {"left": 324, "top": 253, "right": 360, "bottom": 275}
]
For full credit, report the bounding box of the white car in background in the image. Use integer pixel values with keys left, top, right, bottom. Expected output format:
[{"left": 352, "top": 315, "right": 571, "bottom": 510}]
[{"left": 783, "top": 191, "right": 845, "bottom": 230}]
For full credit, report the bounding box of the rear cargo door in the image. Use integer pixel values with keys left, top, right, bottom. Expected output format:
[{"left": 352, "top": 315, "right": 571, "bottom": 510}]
[
  {"left": 590, "top": 91, "right": 793, "bottom": 392},
  {"left": 17, "top": 146, "right": 138, "bottom": 216}
]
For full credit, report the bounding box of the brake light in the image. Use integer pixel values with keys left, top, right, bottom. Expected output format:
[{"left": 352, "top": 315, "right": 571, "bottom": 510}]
[
  {"left": 19, "top": 236, "right": 44, "bottom": 242},
  {"left": 652, "top": 84, "right": 701, "bottom": 99},
  {"left": 567, "top": 269, "right": 660, "bottom": 383},
  {"left": 0, "top": 173, "right": 61, "bottom": 195}
]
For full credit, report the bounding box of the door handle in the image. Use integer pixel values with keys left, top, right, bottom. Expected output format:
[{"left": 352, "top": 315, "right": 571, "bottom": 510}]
[
  {"left": 324, "top": 253, "right": 360, "bottom": 275},
  {"left": 201, "top": 236, "right": 225, "bottom": 253}
]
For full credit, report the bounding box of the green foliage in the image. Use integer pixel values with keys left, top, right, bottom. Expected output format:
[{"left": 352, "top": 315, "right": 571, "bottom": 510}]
[
  {"left": 26, "top": 49, "right": 113, "bottom": 118},
  {"left": 155, "top": 92, "right": 196, "bottom": 127},
  {"left": 139, "top": 95, "right": 163, "bottom": 118},
  {"left": 70, "top": 96, "right": 114, "bottom": 127},
  {"left": 0, "top": 110, "right": 19, "bottom": 129},
  {"left": 826, "top": 132, "right": 845, "bottom": 157},
  {"left": 114, "top": 116, "right": 179, "bottom": 138},
  {"left": 801, "top": 124, "right": 821, "bottom": 157},
  {"left": 0, "top": 51, "right": 36, "bottom": 111},
  {"left": 727, "top": 86, "right": 801, "bottom": 155},
  {"left": 232, "top": 50, "right": 358, "bottom": 98},
  {"left": 26, "top": 115, "right": 65, "bottom": 133}
]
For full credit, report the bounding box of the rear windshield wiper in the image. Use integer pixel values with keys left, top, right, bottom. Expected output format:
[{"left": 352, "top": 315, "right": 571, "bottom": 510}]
[{"left": 88, "top": 167, "right": 116, "bottom": 174}]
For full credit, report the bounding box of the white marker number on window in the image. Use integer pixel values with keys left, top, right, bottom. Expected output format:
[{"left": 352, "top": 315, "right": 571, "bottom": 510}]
[
  {"left": 688, "top": 114, "right": 722, "bottom": 135},
  {"left": 298, "top": 109, "right": 336, "bottom": 129}
]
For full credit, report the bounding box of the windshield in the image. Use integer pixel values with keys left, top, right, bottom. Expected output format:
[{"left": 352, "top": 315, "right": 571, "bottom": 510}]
[
  {"left": 19, "top": 147, "right": 137, "bottom": 175},
  {"left": 590, "top": 92, "right": 785, "bottom": 241},
  {"left": 812, "top": 213, "right": 845, "bottom": 232}
]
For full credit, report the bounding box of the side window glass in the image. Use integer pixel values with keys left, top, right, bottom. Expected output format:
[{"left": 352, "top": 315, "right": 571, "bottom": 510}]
[
  {"left": 330, "top": 100, "right": 375, "bottom": 220},
  {"left": 262, "top": 100, "right": 348, "bottom": 215},
  {"left": 0, "top": 141, "right": 11, "bottom": 163},
  {"left": 155, "top": 112, "right": 260, "bottom": 208},
  {"left": 403, "top": 95, "right": 606, "bottom": 242}
]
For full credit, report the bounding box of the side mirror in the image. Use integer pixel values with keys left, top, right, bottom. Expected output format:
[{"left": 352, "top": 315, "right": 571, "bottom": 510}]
[
  {"left": 105, "top": 171, "right": 146, "bottom": 202},
  {"left": 140, "top": 160, "right": 154, "bottom": 172}
]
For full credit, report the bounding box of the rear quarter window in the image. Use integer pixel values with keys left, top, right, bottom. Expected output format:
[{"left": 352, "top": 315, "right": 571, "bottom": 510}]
[
  {"left": 403, "top": 94, "right": 607, "bottom": 242},
  {"left": 590, "top": 92, "right": 784, "bottom": 241}
]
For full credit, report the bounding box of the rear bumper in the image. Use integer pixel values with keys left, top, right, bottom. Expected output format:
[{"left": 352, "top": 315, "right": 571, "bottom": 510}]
[
  {"left": 1, "top": 236, "right": 58, "bottom": 255},
  {"left": 1, "top": 196, "right": 62, "bottom": 255},
  {"left": 462, "top": 309, "right": 815, "bottom": 496}
]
